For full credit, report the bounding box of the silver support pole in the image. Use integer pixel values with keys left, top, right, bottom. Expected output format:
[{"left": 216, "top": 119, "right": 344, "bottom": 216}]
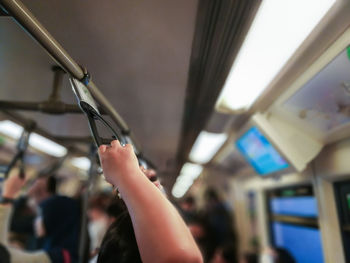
[
  {"left": 78, "top": 145, "right": 98, "bottom": 263},
  {"left": 0, "top": 0, "right": 130, "bottom": 134}
]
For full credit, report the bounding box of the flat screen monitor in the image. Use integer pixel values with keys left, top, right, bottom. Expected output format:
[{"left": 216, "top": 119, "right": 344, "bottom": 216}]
[{"left": 236, "top": 126, "right": 289, "bottom": 175}]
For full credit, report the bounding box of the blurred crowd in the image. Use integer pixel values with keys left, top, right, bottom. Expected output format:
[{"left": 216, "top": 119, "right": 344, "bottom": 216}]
[
  {"left": 0, "top": 172, "right": 296, "bottom": 263},
  {"left": 0, "top": 174, "right": 128, "bottom": 263},
  {"left": 176, "top": 189, "right": 295, "bottom": 263}
]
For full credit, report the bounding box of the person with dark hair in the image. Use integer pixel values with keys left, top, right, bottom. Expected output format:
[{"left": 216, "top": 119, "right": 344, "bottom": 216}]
[
  {"left": 0, "top": 243, "right": 10, "bottom": 263},
  {"left": 87, "top": 192, "right": 113, "bottom": 258},
  {"left": 210, "top": 242, "right": 238, "bottom": 263},
  {"left": 97, "top": 210, "right": 141, "bottom": 263},
  {"left": 274, "top": 247, "right": 295, "bottom": 263},
  {"left": 203, "top": 187, "right": 237, "bottom": 260},
  {"left": 179, "top": 195, "right": 197, "bottom": 222},
  {"left": 0, "top": 174, "right": 52, "bottom": 263},
  {"left": 240, "top": 252, "right": 258, "bottom": 263},
  {"left": 9, "top": 196, "right": 37, "bottom": 249},
  {"left": 96, "top": 140, "right": 203, "bottom": 263},
  {"left": 28, "top": 175, "right": 80, "bottom": 263},
  {"left": 186, "top": 214, "right": 217, "bottom": 262},
  {"left": 46, "top": 175, "right": 57, "bottom": 195},
  {"left": 0, "top": 174, "right": 80, "bottom": 263},
  {"left": 87, "top": 193, "right": 125, "bottom": 262},
  {"left": 1, "top": 141, "right": 202, "bottom": 263}
]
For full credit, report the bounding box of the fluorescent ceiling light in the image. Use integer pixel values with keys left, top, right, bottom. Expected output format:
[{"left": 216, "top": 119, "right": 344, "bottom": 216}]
[
  {"left": 0, "top": 120, "right": 67, "bottom": 157},
  {"left": 172, "top": 163, "right": 203, "bottom": 198},
  {"left": 0, "top": 120, "right": 23, "bottom": 139},
  {"left": 29, "top": 133, "right": 67, "bottom": 157},
  {"left": 71, "top": 157, "right": 91, "bottom": 171},
  {"left": 216, "top": 0, "right": 336, "bottom": 111},
  {"left": 189, "top": 131, "right": 227, "bottom": 164}
]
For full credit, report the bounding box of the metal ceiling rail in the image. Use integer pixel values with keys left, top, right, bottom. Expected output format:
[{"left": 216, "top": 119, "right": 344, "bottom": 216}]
[{"left": 0, "top": 0, "right": 140, "bottom": 153}]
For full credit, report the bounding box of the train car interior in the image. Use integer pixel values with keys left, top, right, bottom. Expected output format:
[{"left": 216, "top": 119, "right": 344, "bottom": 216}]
[{"left": 1, "top": 0, "right": 350, "bottom": 262}]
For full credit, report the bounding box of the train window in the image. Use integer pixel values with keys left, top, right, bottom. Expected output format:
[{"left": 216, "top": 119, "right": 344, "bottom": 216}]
[
  {"left": 334, "top": 180, "right": 350, "bottom": 263},
  {"left": 267, "top": 186, "right": 324, "bottom": 263},
  {"left": 270, "top": 196, "right": 318, "bottom": 217}
]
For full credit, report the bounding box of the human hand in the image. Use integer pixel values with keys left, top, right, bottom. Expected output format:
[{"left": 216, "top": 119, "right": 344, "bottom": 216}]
[
  {"left": 98, "top": 140, "right": 140, "bottom": 187},
  {"left": 2, "top": 173, "right": 26, "bottom": 199}
]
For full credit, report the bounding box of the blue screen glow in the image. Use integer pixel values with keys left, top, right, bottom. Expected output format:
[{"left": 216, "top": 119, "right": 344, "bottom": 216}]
[
  {"left": 272, "top": 222, "right": 324, "bottom": 263},
  {"left": 270, "top": 196, "right": 318, "bottom": 217},
  {"left": 236, "top": 126, "right": 289, "bottom": 175}
]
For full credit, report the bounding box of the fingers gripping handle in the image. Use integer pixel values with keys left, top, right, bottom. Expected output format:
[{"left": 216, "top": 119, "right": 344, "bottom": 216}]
[{"left": 70, "top": 77, "right": 125, "bottom": 147}]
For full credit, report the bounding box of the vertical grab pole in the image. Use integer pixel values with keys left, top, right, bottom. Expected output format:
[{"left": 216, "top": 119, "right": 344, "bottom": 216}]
[{"left": 78, "top": 144, "right": 98, "bottom": 263}]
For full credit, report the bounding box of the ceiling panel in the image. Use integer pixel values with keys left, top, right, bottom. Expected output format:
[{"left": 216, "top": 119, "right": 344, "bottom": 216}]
[{"left": 0, "top": 0, "right": 198, "bottom": 171}]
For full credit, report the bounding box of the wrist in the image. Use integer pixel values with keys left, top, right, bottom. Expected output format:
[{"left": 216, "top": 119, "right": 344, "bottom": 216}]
[
  {"left": 0, "top": 196, "right": 15, "bottom": 205},
  {"left": 115, "top": 169, "right": 145, "bottom": 190},
  {"left": 111, "top": 167, "right": 143, "bottom": 187},
  {"left": 2, "top": 192, "right": 16, "bottom": 199}
]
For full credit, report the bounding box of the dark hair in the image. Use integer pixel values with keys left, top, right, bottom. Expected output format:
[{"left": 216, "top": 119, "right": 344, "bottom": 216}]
[
  {"left": 184, "top": 195, "right": 195, "bottom": 206},
  {"left": 106, "top": 199, "right": 126, "bottom": 219},
  {"left": 242, "top": 252, "right": 258, "bottom": 263},
  {"left": 275, "top": 247, "right": 295, "bottom": 263},
  {"left": 97, "top": 211, "right": 142, "bottom": 263},
  {"left": 46, "top": 175, "right": 57, "bottom": 194},
  {"left": 0, "top": 244, "right": 10, "bottom": 263},
  {"left": 220, "top": 242, "right": 238, "bottom": 263},
  {"left": 88, "top": 193, "right": 111, "bottom": 212},
  {"left": 204, "top": 188, "right": 219, "bottom": 202}
]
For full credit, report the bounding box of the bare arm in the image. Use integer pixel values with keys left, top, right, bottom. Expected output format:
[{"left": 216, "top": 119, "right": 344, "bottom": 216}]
[
  {"left": 0, "top": 174, "right": 26, "bottom": 244},
  {"left": 99, "top": 141, "right": 203, "bottom": 263}
]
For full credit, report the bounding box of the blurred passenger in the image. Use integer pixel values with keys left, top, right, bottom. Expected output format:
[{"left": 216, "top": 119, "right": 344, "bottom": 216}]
[
  {"left": 260, "top": 247, "right": 295, "bottom": 263},
  {"left": 1, "top": 141, "right": 202, "bottom": 263},
  {"left": 179, "top": 195, "right": 197, "bottom": 222},
  {"left": 88, "top": 193, "right": 111, "bottom": 256},
  {"left": 240, "top": 252, "right": 258, "bottom": 263},
  {"left": 0, "top": 243, "right": 10, "bottom": 263},
  {"left": 28, "top": 175, "right": 80, "bottom": 263},
  {"left": 210, "top": 242, "right": 238, "bottom": 263},
  {"left": 203, "top": 188, "right": 236, "bottom": 246},
  {"left": 186, "top": 213, "right": 216, "bottom": 262},
  {"left": 96, "top": 140, "right": 203, "bottom": 263},
  {"left": 0, "top": 174, "right": 80, "bottom": 263},
  {"left": 274, "top": 248, "right": 295, "bottom": 263},
  {"left": 88, "top": 193, "right": 125, "bottom": 262},
  {"left": 9, "top": 196, "right": 36, "bottom": 250},
  {"left": 0, "top": 174, "right": 52, "bottom": 263}
]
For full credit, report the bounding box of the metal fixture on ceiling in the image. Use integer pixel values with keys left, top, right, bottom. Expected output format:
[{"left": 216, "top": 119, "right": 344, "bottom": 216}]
[{"left": 0, "top": 67, "right": 83, "bottom": 114}]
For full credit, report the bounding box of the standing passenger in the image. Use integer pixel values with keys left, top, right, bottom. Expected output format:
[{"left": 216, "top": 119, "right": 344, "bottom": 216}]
[
  {"left": 97, "top": 140, "right": 203, "bottom": 263},
  {"left": 0, "top": 141, "right": 203, "bottom": 263},
  {"left": 27, "top": 175, "right": 80, "bottom": 263}
]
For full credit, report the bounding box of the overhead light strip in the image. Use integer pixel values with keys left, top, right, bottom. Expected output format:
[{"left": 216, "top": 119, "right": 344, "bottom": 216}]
[
  {"left": 0, "top": 120, "right": 67, "bottom": 157},
  {"left": 216, "top": 0, "right": 336, "bottom": 111},
  {"left": 189, "top": 131, "right": 227, "bottom": 164},
  {"left": 172, "top": 163, "right": 203, "bottom": 198},
  {"left": 71, "top": 157, "right": 91, "bottom": 171}
]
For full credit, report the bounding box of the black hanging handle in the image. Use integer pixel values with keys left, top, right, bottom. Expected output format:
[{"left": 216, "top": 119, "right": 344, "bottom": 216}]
[
  {"left": 70, "top": 77, "right": 125, "bottom": 147},
  {"left": 4, "top": 129, "right": 31, "bottom": 179}
]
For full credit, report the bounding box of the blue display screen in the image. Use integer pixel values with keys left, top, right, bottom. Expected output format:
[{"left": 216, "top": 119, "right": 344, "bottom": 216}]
[
  {"left": 236, "top": 126, "right": 289, "bottom": 175},
  {"left": 272, "top": 222, "right": 324, "bottom": 263},
  {"left": 270, "top": 196, "right": 318, "bottom": 217}
]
